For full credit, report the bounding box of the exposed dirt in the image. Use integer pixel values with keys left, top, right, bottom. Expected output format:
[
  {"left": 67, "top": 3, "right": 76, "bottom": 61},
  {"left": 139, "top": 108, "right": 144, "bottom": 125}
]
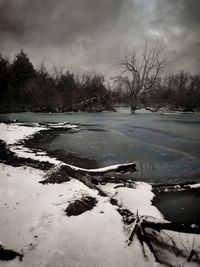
[
  {"left": 110, "top": 198, "right": 118, "bottom": 206},
  {"left": 65, "top": 196, "right": 97, "bottom": 216},
  {"left": 0, "top": 244, "right": 23, "bottom": 261},
  {"left": 40, "top": 165, "right": 71, "bottom": 184}
]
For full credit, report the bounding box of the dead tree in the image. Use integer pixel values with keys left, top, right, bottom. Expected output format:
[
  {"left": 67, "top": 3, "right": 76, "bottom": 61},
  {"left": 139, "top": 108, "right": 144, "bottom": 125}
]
[
  {"left": 64, "top": 95, "right": 116, "bottom": 112},
  {"left": 115, "top": 45, "right": 167, "bottom": 113}
]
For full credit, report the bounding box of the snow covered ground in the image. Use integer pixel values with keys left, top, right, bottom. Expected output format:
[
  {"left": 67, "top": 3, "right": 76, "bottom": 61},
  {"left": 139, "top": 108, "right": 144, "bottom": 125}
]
[
  {"left": 100, "top": 182, "right": 163, "bottom": 219},
  {"left": 0, "top": 122, "right": 72, "bottom": 165},
  {"left": 0, "top": 123, "right": 44, "bottom": 145},
  {"left": 0, "top": 122, "right": 200, "bottom": 266},
  {"left": 0, "top": 164, "right": 158, "bottom": 267}
]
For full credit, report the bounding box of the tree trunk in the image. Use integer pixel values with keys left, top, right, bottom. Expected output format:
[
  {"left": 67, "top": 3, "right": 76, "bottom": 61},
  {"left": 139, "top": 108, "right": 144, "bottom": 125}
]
[{"left": 130, "top": 104, "right": 136, "bottom": 113}]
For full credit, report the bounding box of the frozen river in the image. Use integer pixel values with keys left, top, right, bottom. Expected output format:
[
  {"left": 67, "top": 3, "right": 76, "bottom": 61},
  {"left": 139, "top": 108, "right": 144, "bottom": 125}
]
[{"left": 1, "top": 108, "right": 200, "bottom": 184}]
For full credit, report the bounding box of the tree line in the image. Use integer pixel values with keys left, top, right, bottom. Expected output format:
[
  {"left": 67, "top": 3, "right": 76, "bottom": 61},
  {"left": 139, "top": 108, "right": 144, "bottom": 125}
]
[
  {"left": 0, "top": 50, "right": 111, "bottom": 112},
  {"left": 0, "top": 48, "right": 200, "bottom": 113},
  {"left": 113, "top": 46, "right": 200, "bottom": 112}
]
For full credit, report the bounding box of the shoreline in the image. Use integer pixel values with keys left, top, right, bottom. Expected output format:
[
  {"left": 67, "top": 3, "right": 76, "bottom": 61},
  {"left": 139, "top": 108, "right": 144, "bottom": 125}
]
[
  {"left": 1, "top": 121, "right": 200, "bottom": 222},
  {"left": 152, "top": 187, "right": 200, "bottom": 225},
  {"left": 0, "top": 122, "right": 200, "bottom": 266},
  {"left": 23, "top": 128, "right": 99, "bottom": 169}
]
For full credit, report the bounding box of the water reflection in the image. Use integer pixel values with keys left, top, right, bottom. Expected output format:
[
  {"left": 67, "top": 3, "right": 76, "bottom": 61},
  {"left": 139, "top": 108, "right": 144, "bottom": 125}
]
[{"left": 138, "top": 161, "right": 158, "bottom": 179}]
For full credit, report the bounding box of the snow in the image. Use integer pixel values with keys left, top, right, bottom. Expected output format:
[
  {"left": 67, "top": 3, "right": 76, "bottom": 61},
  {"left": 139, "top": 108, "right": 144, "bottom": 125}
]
[
  {"left": 62, "top": 162, "right": 136, "bottom": 173},
  {"left": 0, "top": 123, "right": 45, "bottom": 145},
  {"left": 100, "top": 182, "right": 163, "bottom": 220},
  {"left": 0, "top": 122, "right": 78, "bottom": 145},
  {"left": 0, "top": 123, "right": 77, "bottom": 165},
  {"left": 11, "top": 145, "right": 61, "bottom": 165},
  {"left": 0, "top": 122, "right": 137, "bottom": 171},
  {"left": 46, "top": 121, "right": 79, "bottom": 129},
  {"left": 135, "top": 108, "right": 153, "bottom": 114},
  {"left": 189, "top": 183, "right": 200, "bottom": 188},
  {"left": 0, "top": 164, "right": 157, "bottom": 267},
  {"left": 145, "top": 228, "right": 200, "bottom": 267},
  {"left": 0, "top": 122, "right": 200, "bottom": 266}
]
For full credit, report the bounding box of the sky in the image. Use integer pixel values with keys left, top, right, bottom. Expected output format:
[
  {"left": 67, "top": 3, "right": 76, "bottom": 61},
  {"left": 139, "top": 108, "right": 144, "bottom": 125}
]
[{"left": 0, "top": 0, "right": 200, "bottom": 76}]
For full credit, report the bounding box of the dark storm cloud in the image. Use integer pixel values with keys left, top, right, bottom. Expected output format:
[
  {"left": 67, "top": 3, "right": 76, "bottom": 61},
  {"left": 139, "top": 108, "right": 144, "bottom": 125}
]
[
  {"left": 0, "top": 0, "right": 126, "bottom": 44},
  {"left": 150, "top": 0, "right": 200, "bottom": 73},
  {"left": 0, "top": 0, "right": 199, "bottom": 74},
  {"left": 0, "top": 0, "right": 138, "bottom": 73}
]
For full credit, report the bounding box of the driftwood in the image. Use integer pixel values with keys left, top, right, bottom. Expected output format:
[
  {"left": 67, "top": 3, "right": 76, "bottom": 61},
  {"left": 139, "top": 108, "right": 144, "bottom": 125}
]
[
  {"left": 41, "top": 162, "right": 136, "bottom": 196},
  {"left": 143, "top": 220, "right": 200, "bottom": 235},
  {"left": 64, "top": 95, "right": 116, "bottom": 112},
  {"left": 152, "top": 181, "right": 199, "bottom": 193},
  {"left": 41, "top": 163, "right": 136, "bottom": 183},
  {"left": 40, "top": 165, "right": 71, "bottom": 184},
  {"left": 39, "top": 157, "right": 200, "bottom": 265},
  {"left": 118, "top": 208, "right": 200, "bottom": 265}
]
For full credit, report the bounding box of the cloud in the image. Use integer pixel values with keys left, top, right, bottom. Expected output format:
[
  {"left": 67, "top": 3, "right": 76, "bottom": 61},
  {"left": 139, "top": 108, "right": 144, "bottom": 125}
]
[
  {"left": 0, "top": 0, "right": 199, "bottom": 75},
  {"left": 149, "top": 0, "right": 200, "bottom": 73}
]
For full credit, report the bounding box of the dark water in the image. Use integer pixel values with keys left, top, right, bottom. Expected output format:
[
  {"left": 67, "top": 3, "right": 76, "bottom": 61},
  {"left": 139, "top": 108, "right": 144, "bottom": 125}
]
[
  {"left": 1, "top": 108, "right": 200, "bottom": 184},
  {"left": 153, "top": 189, "right": 200, "bottom": 224},
  {"left": 1, "top": 108, "right": 200, "bottom": 223}
]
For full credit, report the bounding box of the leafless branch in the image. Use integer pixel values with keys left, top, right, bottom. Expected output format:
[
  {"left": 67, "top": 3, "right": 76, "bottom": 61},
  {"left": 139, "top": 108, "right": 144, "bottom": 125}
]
[{"left": 115, "top": 44, "right": 167, "bottom": 112}]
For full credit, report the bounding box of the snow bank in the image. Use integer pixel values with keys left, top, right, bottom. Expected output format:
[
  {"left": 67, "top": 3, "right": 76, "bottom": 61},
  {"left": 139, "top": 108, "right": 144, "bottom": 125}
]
[
  {"left": 12, "top": 145, "right": 61, "bottom": 165},
  {"left": 101, "top": 182, "right": 163, "bottom": 220},
  {"left": 0, "top": 164, "right": 156, "bottom": 267},
  {"left": 189, "top": 183, "right": 200, "bottom": 189},
  {"left": 0, "top": 123, "right": 45, "bottom": 145},
  {"left": 0, "top": 122, "right": 78, "bottom": 145},
  {"left": 0, "top": 122, "right": 137, "bottom": 172},
  {"left": 0, "top": 122, "right": 80, "bottom": 165},
  {"left": 1, "top": 122, "right": 200, "bottom": 266}
]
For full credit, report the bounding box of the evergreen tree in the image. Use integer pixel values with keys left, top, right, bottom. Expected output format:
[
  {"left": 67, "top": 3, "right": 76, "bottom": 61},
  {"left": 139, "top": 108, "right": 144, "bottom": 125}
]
[
  {"left": 0, "top": 55, "right": 10, "bottom": 105},
  {"left": 9, "top": 50, "right": 35, "bottom": 106}
]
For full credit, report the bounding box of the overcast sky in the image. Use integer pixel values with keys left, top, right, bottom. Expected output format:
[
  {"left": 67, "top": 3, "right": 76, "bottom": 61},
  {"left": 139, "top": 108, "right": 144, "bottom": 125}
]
[{"left": 0, "top": 0, "right": 200, "bottom": 76}]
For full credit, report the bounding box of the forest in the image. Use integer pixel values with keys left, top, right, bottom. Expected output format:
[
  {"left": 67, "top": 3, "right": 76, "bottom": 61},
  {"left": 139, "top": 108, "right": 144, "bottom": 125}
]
[{"left": 0, "top": 49, "right": 200, "bottom": 113}]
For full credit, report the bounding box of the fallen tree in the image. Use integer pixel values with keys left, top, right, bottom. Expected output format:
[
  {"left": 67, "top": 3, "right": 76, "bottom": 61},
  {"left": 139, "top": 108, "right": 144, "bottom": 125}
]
[
  {"left": 40, "top": 162, "right": 136, "bottom": 184},
  {"left": 40, "top": 162, "right": 137, "bottom": 196},
  {"left": 2, "top": 121, "right": 200, "bottom": 266},
  {"left": 118, "top": 208, "right": 200, "bottom": 265},
  {"left": 64, "top": 95, "right": 116, "bottom": 112}
]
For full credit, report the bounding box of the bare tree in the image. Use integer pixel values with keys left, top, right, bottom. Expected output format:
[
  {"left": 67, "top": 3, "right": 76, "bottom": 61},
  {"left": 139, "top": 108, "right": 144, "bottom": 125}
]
[
  {"left": 166, "top": 71, "right": 200, "bottom": 111},
  {"left": 115, "top": 45, "right": 167, "bottom": 112}
]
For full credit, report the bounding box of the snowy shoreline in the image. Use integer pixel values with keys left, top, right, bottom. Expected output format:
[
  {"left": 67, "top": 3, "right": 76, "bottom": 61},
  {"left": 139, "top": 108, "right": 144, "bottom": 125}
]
[{"left": 0, "top": 122, "right": 200, "bottom": 266}]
